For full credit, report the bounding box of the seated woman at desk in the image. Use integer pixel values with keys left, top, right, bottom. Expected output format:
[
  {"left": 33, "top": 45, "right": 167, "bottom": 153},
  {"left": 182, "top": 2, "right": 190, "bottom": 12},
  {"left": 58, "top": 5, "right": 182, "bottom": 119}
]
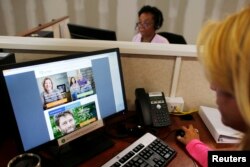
[
  {"left": 176, "top": 6, "right": 250, "bottom": 167},
  {"left": 132, "top": 5, "right": 169, "bottom": 43}
]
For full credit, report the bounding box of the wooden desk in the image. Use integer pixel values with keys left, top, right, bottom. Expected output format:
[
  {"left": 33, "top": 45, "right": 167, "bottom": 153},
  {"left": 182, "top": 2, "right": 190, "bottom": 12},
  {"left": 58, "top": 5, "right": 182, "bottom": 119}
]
[{"left": 0, "top": 112, "right": 237, "bottom": 167}]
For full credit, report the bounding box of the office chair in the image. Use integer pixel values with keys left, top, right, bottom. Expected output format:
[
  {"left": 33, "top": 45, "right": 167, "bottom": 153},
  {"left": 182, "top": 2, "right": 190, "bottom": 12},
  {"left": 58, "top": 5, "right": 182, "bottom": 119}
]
[{"left": 158, "top": 32, "right": 187, "bottom": 44}]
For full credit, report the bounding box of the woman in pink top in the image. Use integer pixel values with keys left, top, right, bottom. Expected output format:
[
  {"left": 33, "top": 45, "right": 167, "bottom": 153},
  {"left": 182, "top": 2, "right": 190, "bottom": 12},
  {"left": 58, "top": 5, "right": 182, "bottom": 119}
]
[
  {"left": 132, "top": 5, "right": 169, "bottom": 43},
  {"left": 176, "top": 6, "right": 250, "bottom": 167}
]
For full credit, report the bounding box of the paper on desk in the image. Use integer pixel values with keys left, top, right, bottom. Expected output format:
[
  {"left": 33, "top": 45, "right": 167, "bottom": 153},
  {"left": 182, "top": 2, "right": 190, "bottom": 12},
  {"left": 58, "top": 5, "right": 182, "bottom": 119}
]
[{"left": 199, "top": 106, "right": 243, "bottom": 143}]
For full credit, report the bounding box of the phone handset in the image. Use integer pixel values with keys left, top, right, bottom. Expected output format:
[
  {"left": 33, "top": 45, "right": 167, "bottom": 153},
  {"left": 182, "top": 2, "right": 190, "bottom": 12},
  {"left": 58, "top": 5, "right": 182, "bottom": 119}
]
[
  {"left": 135, "top": 88, "right": 171, "bottom": 127},
  {"left": 135, "top": 88, "right": 152, "bottom": 126}
]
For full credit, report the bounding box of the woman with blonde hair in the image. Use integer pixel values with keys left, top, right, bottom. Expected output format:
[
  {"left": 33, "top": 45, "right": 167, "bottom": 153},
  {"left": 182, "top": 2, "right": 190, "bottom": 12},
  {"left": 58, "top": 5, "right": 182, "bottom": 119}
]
[{"left": 176, "top": 6, "right": 250, "bottom": 167}]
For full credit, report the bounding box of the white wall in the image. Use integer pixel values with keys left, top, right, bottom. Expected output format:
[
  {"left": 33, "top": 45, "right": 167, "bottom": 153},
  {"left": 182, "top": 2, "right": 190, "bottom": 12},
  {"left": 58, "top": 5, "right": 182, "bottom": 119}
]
[{"left": 0, "top": 0, "right": 249, "bottom": 44}]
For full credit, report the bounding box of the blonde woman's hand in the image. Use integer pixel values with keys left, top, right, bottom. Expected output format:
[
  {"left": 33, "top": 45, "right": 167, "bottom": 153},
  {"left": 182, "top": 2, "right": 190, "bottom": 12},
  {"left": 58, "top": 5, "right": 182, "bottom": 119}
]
[{"left": 176, "top": 124, "right": 200, "bottom": 145}]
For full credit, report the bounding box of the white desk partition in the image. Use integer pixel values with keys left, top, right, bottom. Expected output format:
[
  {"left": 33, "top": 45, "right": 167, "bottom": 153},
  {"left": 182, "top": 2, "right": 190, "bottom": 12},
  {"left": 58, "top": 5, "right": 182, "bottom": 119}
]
[{"left": 0, "top": 36, "right": 216, "bottom": 111}]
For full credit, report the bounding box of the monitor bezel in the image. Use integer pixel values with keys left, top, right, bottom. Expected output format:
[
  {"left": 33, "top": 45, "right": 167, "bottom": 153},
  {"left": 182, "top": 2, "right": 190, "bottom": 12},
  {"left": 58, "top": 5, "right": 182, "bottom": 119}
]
[
  {"left": 0, "top": 48, "right": 127, "bottom": 153},
  {"left": 67, "top": 23, "right": 117, "bottom": 41}
]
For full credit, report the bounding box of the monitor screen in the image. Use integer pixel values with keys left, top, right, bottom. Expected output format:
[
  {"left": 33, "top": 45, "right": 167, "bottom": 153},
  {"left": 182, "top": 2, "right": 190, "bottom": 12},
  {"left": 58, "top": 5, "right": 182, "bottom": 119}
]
[
  {"left": 67, "top": 23, "right": 117, "bottom": 41},
  {"left": 0, "top": 48, "right": 126, "bottom": 153}
]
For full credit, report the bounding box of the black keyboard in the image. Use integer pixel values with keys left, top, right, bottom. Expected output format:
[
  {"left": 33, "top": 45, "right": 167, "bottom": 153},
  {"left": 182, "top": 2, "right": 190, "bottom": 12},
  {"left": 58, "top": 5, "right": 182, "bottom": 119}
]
[{"left": 102, "top": 133, "right": 176, "bottom": 167}]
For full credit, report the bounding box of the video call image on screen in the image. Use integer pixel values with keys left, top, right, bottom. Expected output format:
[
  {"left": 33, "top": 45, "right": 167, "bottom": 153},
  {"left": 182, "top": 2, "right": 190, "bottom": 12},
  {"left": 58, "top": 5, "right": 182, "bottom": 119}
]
[
  {"left": 37, "top": 67, "right": 95, "bottom": 110},
  {"left": 48, "top": 101, "right": 98, "bottom": 139},
  {"left": 1, "top": 48, "right": 126, "bottom": 151}
]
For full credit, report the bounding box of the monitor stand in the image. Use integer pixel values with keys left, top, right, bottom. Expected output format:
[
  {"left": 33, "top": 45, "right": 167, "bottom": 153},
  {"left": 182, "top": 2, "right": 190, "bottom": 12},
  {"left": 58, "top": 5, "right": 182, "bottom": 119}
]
[
  {"left": 104, "top": 113, "right": 148, "bottom": 138},
  {"left": 43, "top": 130, "right": 114, "bottom": 167}
]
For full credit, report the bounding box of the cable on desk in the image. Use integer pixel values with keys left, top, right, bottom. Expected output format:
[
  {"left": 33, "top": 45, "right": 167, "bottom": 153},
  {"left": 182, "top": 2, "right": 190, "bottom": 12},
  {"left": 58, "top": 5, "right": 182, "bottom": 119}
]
[{"left": 169, "top": 108, "right": 198, "bottom": 116}]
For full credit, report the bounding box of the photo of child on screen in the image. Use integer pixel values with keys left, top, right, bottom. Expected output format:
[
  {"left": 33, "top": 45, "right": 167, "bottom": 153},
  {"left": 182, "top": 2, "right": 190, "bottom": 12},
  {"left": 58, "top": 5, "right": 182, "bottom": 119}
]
[
  {"left": 55, "top": 110, "right": 76, "bottom": 135},
  {"left": 69, "top": 76, "right": 80, "bottom": 100},
  {"left": 41, "top": 77, "right": 63, "bottom": 109}
]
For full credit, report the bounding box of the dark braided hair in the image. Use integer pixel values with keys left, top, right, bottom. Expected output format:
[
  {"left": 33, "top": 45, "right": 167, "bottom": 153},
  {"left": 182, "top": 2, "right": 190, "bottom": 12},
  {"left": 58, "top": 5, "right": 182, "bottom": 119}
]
[{"left": 138, "top": 5, "right": 164, "bottom": 30}]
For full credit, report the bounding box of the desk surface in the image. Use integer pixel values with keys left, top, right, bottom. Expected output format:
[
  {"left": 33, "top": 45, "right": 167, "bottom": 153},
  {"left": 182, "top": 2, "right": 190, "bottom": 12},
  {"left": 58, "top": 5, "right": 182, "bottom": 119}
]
[{"left": 0, "top": 112, "right": 237, "bottom": 167}]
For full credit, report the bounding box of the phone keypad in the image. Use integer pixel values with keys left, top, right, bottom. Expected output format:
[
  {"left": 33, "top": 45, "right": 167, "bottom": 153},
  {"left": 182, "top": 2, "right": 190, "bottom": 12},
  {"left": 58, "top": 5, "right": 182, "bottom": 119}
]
[{"left": 150, "top": 96, "right": 171, "bottom": 127}]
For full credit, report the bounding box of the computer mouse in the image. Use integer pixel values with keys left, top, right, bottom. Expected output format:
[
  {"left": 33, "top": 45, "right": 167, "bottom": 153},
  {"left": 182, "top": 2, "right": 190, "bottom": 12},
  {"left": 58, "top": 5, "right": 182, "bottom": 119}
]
[{"left": 175, "top": 129, "right": 185, "bottom": 137}]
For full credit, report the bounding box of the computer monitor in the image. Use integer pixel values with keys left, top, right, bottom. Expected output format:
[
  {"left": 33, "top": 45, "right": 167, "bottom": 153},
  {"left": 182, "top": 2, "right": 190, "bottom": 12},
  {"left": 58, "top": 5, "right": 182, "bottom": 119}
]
[
  {"left": 0, "top": 48, "right": 127, "bottom": 166},
  {"left": 68, "top": 23, "right": 117, "bottom": 41},
  {"left": 0, "top": 53, "right": 16, "bottom": 144}
]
